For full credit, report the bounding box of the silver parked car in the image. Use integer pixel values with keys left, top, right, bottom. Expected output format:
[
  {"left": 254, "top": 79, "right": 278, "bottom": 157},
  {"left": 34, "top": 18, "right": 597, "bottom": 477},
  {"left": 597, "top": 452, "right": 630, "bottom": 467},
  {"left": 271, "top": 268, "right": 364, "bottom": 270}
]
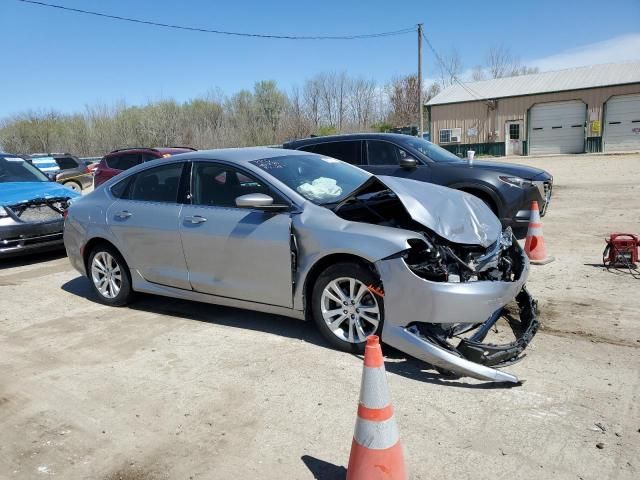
[{"left": 64, "top": 148, "right": 538, "bottom": 383}]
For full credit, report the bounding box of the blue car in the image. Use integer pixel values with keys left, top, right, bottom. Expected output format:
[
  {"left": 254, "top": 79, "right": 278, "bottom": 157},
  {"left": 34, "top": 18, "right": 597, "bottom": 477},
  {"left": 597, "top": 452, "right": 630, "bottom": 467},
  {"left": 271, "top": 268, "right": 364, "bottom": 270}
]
[{"left": 0, "top": 153, "right": 80, "bottom": 258}]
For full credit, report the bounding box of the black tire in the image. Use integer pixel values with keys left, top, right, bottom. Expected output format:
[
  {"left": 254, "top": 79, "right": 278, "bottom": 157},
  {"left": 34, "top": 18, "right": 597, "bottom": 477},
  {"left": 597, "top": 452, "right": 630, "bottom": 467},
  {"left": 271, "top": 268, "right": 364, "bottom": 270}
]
[
  {"left": 63, "top": 180, "right": 82, "bottom": 192},
  {"left": 87, "top": 244, "right": 134, "bottom": 306},
  {"left": 312, "top": 262, "right": 384, "bottom": 353}
]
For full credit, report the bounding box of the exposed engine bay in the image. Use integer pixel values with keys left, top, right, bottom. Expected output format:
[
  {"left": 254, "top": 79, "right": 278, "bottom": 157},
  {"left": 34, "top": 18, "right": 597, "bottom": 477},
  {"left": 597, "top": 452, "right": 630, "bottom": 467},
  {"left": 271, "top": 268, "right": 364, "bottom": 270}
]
[
  {"left": 7, "top": 197, "right": 69, "bottom": 223},
  {"left": 332, "top": 177, "right": 539, "bottom": 381}
]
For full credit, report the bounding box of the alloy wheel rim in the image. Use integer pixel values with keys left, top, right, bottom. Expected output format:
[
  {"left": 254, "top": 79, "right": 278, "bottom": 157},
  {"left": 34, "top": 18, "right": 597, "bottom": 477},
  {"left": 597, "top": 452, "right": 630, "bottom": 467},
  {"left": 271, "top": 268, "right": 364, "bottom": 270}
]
[
  {"left": 91, "top": 251, "right": 122, "bottom": 299},
  {"left": 320, "top": 277, "right": 380, "bottom": 344},
  {"left": 65, "top": 182, "right": 80, "bottom": 192}
]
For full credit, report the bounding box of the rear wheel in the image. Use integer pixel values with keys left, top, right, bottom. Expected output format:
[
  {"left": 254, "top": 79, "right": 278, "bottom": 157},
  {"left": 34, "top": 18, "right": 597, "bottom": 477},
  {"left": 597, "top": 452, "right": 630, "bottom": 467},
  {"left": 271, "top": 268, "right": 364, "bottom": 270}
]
[
  {"left": 88, "top": 245, "right": 133, "bottom": 306},
  {"left": 312, "top": 262, "right": 384, "bottom": 353},
  {"left": 63, "top": 180, "right": 82, "bottom": 192}
]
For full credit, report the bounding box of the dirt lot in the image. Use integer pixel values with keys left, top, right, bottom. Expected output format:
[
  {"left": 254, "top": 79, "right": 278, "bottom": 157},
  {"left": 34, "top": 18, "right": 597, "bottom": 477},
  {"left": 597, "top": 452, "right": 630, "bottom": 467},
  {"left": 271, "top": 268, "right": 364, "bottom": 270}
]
[{"left": 1, "top": 153, "right": 639, "bottom": 480}]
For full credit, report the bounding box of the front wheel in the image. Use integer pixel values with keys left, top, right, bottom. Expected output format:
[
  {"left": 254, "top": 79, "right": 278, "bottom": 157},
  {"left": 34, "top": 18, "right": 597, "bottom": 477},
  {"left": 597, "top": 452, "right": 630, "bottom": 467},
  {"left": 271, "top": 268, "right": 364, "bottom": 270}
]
[
  {"left": 88, "top": 245, "right": 133, "bottom": 306},
  {"left": 312, "top": 262, "right": 384, "bottom": 353}
]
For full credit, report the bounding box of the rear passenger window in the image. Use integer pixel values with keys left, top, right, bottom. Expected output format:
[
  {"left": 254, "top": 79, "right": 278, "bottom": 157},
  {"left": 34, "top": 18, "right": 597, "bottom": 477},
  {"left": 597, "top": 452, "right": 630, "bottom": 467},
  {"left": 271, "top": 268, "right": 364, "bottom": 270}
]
[
  {"left": 55, "top": 157, "right": 78, "bottom": 169},
  {"left": 128, "top": 163, "right": 183, "bottom": 203},
  {"left": 303, "top": 141, "right": 361, "bottom": 165},
  {"left": 106, "top": 153, "right": 141, "bottom": 171},
  {"left": 110, "top": 178, "right": 131, "bottom": 199}
]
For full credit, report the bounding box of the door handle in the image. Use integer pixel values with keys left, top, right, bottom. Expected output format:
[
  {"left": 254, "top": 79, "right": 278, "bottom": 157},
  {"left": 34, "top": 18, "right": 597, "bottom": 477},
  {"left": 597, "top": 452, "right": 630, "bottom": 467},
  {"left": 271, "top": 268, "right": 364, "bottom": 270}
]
[
  {"left": 115, "top": 210, "right": 132, "bottom": 219},
  {"left": 185, "top": 215, "right": 207, "bottom": 224}
]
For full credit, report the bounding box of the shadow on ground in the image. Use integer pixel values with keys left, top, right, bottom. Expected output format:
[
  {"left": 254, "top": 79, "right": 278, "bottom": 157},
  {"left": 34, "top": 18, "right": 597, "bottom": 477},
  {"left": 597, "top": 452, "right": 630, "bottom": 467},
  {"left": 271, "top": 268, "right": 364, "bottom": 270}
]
[
  {"left": 62, "top": 276, "right": 519, "bottom": 389},
  {"left": 301, "top": 455, "right": 346, "bottom": 480},
  {"left": 0, "top": 249, "right": 66, "bottom": 270}
]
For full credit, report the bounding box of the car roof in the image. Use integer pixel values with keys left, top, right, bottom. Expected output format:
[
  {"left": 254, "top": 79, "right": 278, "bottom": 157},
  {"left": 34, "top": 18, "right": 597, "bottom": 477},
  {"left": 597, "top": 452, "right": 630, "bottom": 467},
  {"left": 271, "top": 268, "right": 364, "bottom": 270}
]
[
  {"left": 30, "top": 153, "right": 76, "bottom": 158},
  {"left": 283, "top": 132, "right": 415, "bottom": 148},
  {"left": 107, "top": 147, "right": 196, "bottom": 155},
  {"left": 178, "top": 147, "right": 302, "bottom": 164}
]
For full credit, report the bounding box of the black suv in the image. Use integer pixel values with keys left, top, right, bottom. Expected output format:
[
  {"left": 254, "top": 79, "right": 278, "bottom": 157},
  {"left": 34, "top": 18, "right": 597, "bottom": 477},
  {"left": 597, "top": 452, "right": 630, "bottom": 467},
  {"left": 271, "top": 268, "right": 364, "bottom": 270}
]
[{"left": 283, "top": 133, "right": 552, "bottom": 228}]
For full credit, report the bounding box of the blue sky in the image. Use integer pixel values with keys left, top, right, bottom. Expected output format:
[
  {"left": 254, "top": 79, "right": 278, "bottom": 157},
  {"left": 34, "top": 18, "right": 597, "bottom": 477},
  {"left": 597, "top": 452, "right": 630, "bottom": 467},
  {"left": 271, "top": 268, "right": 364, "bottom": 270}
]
[{"left": 1, "top": 0, "right": 640, "bottom": 118}]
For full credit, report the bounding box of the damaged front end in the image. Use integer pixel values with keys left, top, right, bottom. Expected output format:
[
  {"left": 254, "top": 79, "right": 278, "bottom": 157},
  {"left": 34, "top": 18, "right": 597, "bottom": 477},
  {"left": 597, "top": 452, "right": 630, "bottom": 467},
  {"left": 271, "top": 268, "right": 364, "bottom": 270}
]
[
  {"left": 0, "top": 197, "right": 72, "bottom": 257},
  {"left": 376, "top": 229, "right": 538, "bottom": 383},
  {"left": 332, "top": 176, "right": 539, "bottom": 383}
]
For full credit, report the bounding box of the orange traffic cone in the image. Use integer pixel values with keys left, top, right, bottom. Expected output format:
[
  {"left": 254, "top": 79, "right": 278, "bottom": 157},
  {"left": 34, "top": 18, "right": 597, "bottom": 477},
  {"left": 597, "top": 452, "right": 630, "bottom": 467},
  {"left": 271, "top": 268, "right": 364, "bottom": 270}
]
[
  {"left": 347, "top": 336, "right": 407, "bottom": 480},
  {"left": 524, "top": 201, "right": 554, "bottom": 265}
]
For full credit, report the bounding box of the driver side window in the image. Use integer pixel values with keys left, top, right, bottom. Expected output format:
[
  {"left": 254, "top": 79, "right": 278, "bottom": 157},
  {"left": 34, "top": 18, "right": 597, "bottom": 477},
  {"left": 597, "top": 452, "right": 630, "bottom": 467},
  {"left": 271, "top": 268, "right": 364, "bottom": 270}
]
[
  {"left": 366, "top": 140, "right": 408, "bottom": 166},
  {"left": 191, "top": 163, "right": 272, "bottom": 207}
]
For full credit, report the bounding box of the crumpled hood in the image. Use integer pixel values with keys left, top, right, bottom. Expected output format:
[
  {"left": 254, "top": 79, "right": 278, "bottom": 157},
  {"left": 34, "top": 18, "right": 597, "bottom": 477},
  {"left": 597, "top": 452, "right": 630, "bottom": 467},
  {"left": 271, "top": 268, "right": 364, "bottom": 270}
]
[
  {"left": 377, "top": 175, "right": 501, "bottom": 248},
  {"left": 0, "top": 182, "right": 80, "bottom": 206}
]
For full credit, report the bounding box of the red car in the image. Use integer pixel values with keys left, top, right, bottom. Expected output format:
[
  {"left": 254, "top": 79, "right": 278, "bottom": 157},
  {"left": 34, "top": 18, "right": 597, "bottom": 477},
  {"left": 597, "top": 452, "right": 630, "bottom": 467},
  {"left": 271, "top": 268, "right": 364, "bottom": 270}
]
[{"left": 93, "top": 147, "right": 196, "bottom": 187}]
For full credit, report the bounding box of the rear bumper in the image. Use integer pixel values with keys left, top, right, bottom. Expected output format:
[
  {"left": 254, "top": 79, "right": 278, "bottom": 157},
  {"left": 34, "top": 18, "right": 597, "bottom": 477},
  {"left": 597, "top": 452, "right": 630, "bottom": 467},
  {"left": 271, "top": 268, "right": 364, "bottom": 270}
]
[{"left": 0, "top": 219, "right": 65, "bottom": 258}]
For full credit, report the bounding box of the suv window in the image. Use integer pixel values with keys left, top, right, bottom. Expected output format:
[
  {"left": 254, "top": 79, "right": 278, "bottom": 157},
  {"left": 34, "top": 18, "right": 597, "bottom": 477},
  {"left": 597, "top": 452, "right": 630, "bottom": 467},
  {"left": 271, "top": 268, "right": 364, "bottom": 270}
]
[
  {"left": 55, "top": 156, "right": 79, "bottom": 170},
  {"left": 300, "top": 141, "right": 361, "bottom": 165},
  {"left": 127, "top": 163, "right": 183, "bottom": 203},
  {"left": 192, "top": 163, "right": 272, "bottom": 208},
  {"left": 106, "top": 153, "right": 142, "bottom": 171},
  {"left": 366, "top": 140, "right": 406, "bottom": 166},
  {"left": 142, "top": 152, "right": 161, "bottom": 162}
]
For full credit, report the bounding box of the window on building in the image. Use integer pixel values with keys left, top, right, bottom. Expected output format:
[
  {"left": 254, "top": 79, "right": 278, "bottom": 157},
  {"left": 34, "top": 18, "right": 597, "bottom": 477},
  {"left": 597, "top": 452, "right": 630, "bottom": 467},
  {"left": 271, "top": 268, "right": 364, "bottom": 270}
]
[
  {"left": 439, "top": 128, "right": 461, "bottom": 144},
  {"left": 509, "top": 123, "right": 520, "bottom": 140}
]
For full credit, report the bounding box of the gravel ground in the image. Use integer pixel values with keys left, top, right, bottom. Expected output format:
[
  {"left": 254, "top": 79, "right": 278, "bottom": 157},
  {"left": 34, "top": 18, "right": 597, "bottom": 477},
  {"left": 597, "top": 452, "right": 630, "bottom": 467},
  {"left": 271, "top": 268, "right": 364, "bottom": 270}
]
[{"left": 1, "top": 153, "right": 639, "bottom": 479}]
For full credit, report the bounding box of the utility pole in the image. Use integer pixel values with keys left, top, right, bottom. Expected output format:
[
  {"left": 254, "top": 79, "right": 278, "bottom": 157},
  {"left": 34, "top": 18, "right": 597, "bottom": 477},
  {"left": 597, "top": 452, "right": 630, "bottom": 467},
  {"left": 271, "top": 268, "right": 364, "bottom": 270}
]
[{"left": 417, "top": 23, "right": 424, "bottom": 138}]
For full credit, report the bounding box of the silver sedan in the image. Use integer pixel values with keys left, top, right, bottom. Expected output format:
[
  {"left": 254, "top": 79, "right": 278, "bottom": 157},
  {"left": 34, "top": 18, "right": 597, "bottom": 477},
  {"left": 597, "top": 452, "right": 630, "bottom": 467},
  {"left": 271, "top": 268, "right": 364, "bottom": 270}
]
[{"left": 64, "top": 148, "right": 538, "bottom": 383}]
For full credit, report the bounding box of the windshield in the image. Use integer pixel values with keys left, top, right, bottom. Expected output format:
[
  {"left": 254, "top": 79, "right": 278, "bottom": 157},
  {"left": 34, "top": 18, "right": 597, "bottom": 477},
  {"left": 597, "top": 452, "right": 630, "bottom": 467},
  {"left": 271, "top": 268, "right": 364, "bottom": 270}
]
[
  {"left": 251, "top": 154, "right": 371, "bottom": 204},
  {"left": 403, "top": 137, "right": 464, "bottom": 163},
  {"left": 0, "top": 156, "right": 50, "bottom": 183}
]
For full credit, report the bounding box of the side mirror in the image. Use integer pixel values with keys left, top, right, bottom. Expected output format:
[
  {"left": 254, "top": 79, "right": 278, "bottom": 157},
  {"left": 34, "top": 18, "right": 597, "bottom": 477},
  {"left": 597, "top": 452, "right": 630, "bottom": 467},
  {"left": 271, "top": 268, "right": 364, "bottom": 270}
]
[
  {"left": 399, "top": 157, "right": 418, "bottom": 169},
  {"left": 235, "top": 193, "right": 287, "bottom": 210}
]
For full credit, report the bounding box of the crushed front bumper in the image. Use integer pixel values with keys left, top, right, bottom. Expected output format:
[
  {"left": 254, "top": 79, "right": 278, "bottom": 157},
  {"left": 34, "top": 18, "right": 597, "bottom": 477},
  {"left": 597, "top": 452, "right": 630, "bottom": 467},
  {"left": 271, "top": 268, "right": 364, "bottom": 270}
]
[{"left": 376, "top": 245, "right": 538, "bottom": 383}]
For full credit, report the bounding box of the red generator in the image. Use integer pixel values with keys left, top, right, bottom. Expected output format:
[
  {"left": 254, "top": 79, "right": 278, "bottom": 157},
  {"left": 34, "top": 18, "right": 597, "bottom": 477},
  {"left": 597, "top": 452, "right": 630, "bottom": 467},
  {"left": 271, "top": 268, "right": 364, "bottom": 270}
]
[{"left": 604, "top": 233, "right": 639, "bottom": 267}]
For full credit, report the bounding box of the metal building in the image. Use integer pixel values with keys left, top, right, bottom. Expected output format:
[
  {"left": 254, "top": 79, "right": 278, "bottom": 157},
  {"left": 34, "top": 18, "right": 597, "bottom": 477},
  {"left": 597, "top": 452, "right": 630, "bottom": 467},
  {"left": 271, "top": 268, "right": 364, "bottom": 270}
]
[{"left": 426, "top": 62, "right": 640, "bottom": 156}]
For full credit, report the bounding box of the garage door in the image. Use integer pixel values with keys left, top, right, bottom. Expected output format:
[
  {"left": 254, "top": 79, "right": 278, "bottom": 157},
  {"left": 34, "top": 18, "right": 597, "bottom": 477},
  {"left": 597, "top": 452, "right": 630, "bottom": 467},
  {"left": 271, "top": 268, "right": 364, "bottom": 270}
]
[
  {"left": 604, "top": 94, "right": 640, "bottom": 152},
  {"left": 529, "top": 101, "right": 586, "bottom": 155}
]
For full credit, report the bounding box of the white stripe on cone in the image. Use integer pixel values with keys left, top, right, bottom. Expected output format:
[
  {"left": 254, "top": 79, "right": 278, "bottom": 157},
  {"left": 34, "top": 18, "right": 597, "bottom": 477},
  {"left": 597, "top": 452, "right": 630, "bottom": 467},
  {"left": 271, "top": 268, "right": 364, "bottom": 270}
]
[
  {"left": 353, "top": 417, "right": 400, "bottom": 450},
  {"left": 359, "top": 366, "right": 391, "bottom": 409}
]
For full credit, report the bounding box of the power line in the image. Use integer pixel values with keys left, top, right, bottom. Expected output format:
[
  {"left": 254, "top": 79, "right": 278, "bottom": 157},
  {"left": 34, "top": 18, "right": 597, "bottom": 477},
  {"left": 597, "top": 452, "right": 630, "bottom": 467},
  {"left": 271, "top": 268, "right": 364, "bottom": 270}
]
[
  {"left": 422, "top": 31, "right": 489, "bottom": 104},
  {"left": 16, "top": 0, "right": 416, "bottom": 40}
]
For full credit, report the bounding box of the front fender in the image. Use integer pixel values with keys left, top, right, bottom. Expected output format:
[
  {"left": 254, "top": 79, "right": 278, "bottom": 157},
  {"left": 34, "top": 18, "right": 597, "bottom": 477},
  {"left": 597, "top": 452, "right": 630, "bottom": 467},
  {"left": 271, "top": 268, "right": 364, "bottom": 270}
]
[{"left": 291, "top": 207, "right": 422, "bottom": 311}]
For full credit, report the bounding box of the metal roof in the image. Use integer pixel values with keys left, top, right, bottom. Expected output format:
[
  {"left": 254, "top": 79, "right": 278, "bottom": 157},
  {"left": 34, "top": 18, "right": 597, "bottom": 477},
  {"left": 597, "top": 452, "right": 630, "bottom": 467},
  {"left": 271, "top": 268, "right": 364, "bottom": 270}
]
[{"left": 427, "top": 62, "right": 640, "bottom": 106}]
